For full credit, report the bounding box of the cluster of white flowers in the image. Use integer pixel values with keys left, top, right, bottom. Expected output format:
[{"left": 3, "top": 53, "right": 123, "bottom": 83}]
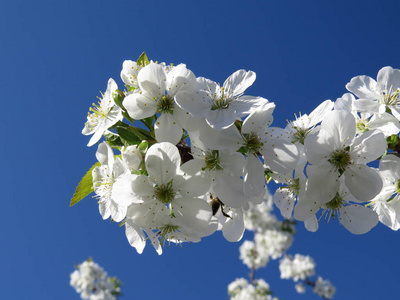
[
  {"left": 239, "top": 194, "right": 294, "bottom": 272},
  {"left": 75, "top": 52, "right": 400, "bottom": 257},
  {"left": 279, "top": 254, "right": 315, "bottom": 281},
  {"left": 228, "top": 278, "right": 277, "bottom": 300},
  {"left": 313, "top": 277, "right": 336, "bottom": 299},
  {"left": 70, "top": 259, "right": 121, "bottom": 300},
  {"left": 233, "top": 194, "right": 334, "bottom": 299}
]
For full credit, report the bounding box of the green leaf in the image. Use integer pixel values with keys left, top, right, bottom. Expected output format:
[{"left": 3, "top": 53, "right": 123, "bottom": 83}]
[
  {"left": 117, "top": 125, "right": 154, "bottom": 144},
  {"left": 116, "top": 126, "right": 142, "bottom": 145},
  {"left": 137, "top": 52, "right": 149, "bottom": 67},
  {"left": 387, "top": 134, "right": 399, "bottom": 151},
  {"left": 113, "top": 90, "right": 125, "bottom": 108},
  {"left": 141, "top": 116, "right": 154, "bottom": 131},
  {"left": 139, "top": 140, "right": 149, "bottom": 153},
  {"left": 104, "top": 132, "right": 127, "bottom": 147},
  {"left": 70, "top": 162, "right": 101, "bottom": 207},
  {"left": 113, "top": 92, "right": 135, "bottom": 124}
]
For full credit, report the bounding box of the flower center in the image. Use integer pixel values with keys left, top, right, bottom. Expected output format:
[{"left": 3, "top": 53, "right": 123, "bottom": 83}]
[
  {"left": 157, "top": 95, "right": 174, "bottom": 114},
  {"left": 325, "top": 193, "right": 343, "bottom": 210},
  {"left": 157, "top": 223, "right": 180, "bottom": 245},
  {"left": 324, "top": 192, "right": 344, "bottom": 218},
  {"left": 328, "top": 148, "right": 351, "bottom": 172},
  {"left": 356, "top": 120, "right": 368, "bottom": 133},
  {"left": 154, "top": 180, "right": 175, "bottom": 203},
  {"left": 382, "top": 88, "right": 400, "bottom": 106},
  {"left": 242, "top": 132, "right": 263, "bottom": 154},
  {"left": 292, "top": 127, "right": 310, "bottom": 144},
  {"left": 287, "top": 178, "right": 300, "bottom": 195},
  {"left": 204, "top": 150, "right": 223, "bottom": 171},
  {"left": 211, "top": 87, "right": 231, "bottom": 110}
]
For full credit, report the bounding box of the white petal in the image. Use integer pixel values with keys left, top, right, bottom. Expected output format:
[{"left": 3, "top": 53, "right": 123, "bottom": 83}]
[
  {"left": 123, "top": 92, "right": 157, "bottom": 120},
  {"left": 186, "top": 117, "right": 242, "bottom": 151},
  {"left": 340, "top": 204, "right": 379, "bottom": 234},
  {"left": 241, "top": 101, "right": 275, "bottom": 134},
  {"left": 173, "top": 197, "right": 212, "bottom": 232},
  {"left": 273, "top": 189, "right": 295, "bottom": 219},
  {"left": 154, "top": 113, "right": 182, "bottom": 144},
  {"left": 219, "top": 151, "right": 245, "bottom": 177},
  {"left": 346, "top": 75, "right": 379, "bottom": 100},
  {"left": 304, "top": 216, "right": 319, "bottom": 232},
  {"left": 344, "top": 165, "right": 383, "bottom": 201},
  {"left": 351, "top": 130, "right": 386, "bottom": 164},
  {"left": 304, "top": 131, "right": 335, "bottom": 165},
  {"left": 380, "top": 154, "right": 400, "bottom": 179},
  {"left": 174, "top": 173, "right": 211, "bottom": 198},
  {"left": 321, "top": 110, "right": 356, "bottom": 148},
  {"left": 223, "top": 70, "right": 256, "bottom": 96},
  {"left": 96, "top": 142, "right": 114, "bottom": 167},
  {"left": 138, "top": 63, "right": 167, "bottom": 98},
  {"left": 373, "top": 201, "right": 399, "bottom": 230},
  {"left": 244, "top": 155, "right": 266, "bottom": 198},
  {"left": 222, "top": 209, "right": 245, "bottom": 242},
  {"left": 261, "top": 139, "right": 299, "bottom": 174},
  {"left": 206, "top": 107, "right": 237, "bottom": 130},
  {"left": 87, "top": 129, "right": 104, "bottom": 147},
  {"left": 175, "top": 89, "right": 211, "bottom": 118},
  {"left": 369, "top": 113, "right": 400, "bottom": 136},
  {"left": 146, "top": 142, "right": 181, "bottom": 184},
  {"left": 334, "top": 93, "right": 355, "bottom": 112},
  {"left": 213, "top": 172, "right": 246, "bottom": 209},
  {"left": 112, "top": 174, "right": 147, "bottom": 206},
  {"left": 166, "top": 64, "right": 197, "bottom": 97},
  {"left": 307, "top": 99, "right": 334, "bottom": 127},
  {"left": 98, "top": 200, "right": 111, "bottom": 220},
  {"left": 294, "top": 164, "right": 339, "bottom": 221},
  {"left": 109, "top": 201, "right": 127, "bottom": 222},
  {"left": 229, "top": 95, "right": 264, "bottom": 117},
  {"left": 125, "top": 219, "right": 147, "bottom": 254},
  {"left": 377, "top": 66, "right": 400, "bottom": 92}
]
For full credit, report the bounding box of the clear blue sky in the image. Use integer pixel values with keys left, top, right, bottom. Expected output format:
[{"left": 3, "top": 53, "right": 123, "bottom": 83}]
[{"left": 2, "top": 0, "right": 400, "bottom": 299}]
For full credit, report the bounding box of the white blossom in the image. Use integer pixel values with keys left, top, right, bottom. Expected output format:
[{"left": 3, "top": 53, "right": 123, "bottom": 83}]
[
  {"left": 228, "top": 278, "right": 276, "bottom": 300},
  {"left": 70, "top": 259, "right": 120, "bottom": 300},
  {"left": 346, "top": 66, "right": 400, "bottom": 120},
  {"left": 295, "top": 110, "right": 385, "bottom": 221},
  {"left": 176, "top": 70, "right": 264, "bottom": 130},
  {"left": 313, "top": 277, "right": 336, "bottom": 299},
  {"left": 82, "top": 79, "right": 123, "bottom": 147},
  {"left": 279, "top": 254, "right": 315, "bottom": 281},
  {"left": 371, "top": 155, "right": 400, "bottom": 230}
]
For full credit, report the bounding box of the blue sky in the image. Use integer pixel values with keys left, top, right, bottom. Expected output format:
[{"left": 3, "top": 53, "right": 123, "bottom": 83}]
[{"left": 2, "top": 0, "right": 400, "bottom": 299}]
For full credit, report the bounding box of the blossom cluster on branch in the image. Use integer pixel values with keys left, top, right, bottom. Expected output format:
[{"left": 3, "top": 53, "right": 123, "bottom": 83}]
[
  {"left": 229, "top": 192, "right": 335, "bottom": 299},
  {"left": 72, "top": 52, "right": 400, "bottom": 255},
  {"left": 70, "top": 258, "right": 121, "bottom": 300}
]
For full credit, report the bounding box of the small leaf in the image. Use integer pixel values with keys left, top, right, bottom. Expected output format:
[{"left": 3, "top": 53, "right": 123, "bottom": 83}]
[
  {"left": 117, "top": 125, "right": 154, "bottom": 144},
  {"left": 141, "top": 116, "right": 154, "bottom": 131},
  {"left": 113, "top": 90, "right": 125, "bottom": 109},
  {"left": 137, "top": 52, "right": 149, "bottom": 67},
  {"left": 116, "top": 126, "right": 142, "bottom": 145},
  {"left": 104, "top": 132, "right": 127, "bottom": 147},
  {"left": 139, "top": 140, "right": 149, "bottom": 153},
  {"left": 70, "top": 162, "right": 101, "bottom": 207},
  {"left": 387, "top": 134, "right": 399, "bottom": 151}
]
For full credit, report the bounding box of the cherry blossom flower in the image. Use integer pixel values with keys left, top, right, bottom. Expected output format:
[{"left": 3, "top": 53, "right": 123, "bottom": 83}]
[
  {"left": 175, "top": 70, "right": 265, "bottom": 130},
  {"left": 123, "top": 63, "right": 196, "bottom": 144},
  {"left": 82, "top": 79, "right": 123, "bottom": 147},
  {"left": 92, "top": 142, "right": 130, "bottom": 222},
  {"left": 371, "top": 155, "right": 400, "bottom": 230},
  {"left": 294, "top": 110, "right": 385, "bottom": 221},
  {"left": 346, "top": 66, "right": 400, "bottom": 120}
]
